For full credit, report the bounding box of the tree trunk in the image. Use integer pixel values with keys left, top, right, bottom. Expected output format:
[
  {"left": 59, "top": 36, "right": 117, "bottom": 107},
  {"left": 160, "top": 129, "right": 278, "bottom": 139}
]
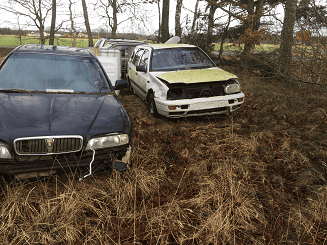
[
  {"left": 218, "top": 6, "right": 232, "bottom": 60},
  {"left": 81, "top": 0, "right": 93, "bottom": 47},
  {"left": 37, "top": 0, "right": 45, "bottom": 44},
  {"left": 69, "top": 0, "right": 76, "bottom": 47},
  {"left": 157, "top": 0, "right": 161, "bottom": 42},
  {"left": 243, "top": 0, "right": 264, "bottom": 55},
  {"left": 49, "top": 0, "right": 56, "bottom": 45},
  {"left": 112, "top": 0, "right": 117, "bottom": 38},
  {"left": 207, "top": 2, "right": 218, "bottom": 54},
  {"left": 175, "top": 0, "right": 183, "bottom": 37},
  {"left": 161, "top": 0, "right": 170, "bottom": 42},
  {"left": 279, "top": 0, "right": 297, "bottom": 77},
  {"left": 191, "top": 0, "right": 200, "bottom": 35}
]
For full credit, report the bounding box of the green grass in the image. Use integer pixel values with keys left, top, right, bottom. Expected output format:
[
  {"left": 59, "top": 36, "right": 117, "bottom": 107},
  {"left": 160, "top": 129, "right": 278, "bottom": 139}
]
[
  {"left": 214, "top": 43, "right": 280, "bottom": 52},
  {"left": 0, "top": 35, "right": 97, "bottom": 48}
]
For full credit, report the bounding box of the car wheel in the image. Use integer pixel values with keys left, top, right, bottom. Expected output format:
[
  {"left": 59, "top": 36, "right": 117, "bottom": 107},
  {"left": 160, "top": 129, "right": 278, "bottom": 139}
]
[{"left": 147, "top": 93, "right": 159, "bottom": 118}]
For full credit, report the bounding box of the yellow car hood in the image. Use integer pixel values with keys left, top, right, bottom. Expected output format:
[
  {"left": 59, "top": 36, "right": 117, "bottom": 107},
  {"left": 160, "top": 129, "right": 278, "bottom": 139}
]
[{"left": 155, "top": 67, "right": 237, "bottom": 84}]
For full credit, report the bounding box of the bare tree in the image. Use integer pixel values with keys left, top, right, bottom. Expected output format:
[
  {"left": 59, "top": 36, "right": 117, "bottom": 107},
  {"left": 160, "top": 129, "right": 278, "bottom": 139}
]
[
  {"left": 69, "top": 0, "right": 77, "bottom": 47},
  {"left": 95, "top": 0, "right": 152, "bottom": 39},
  {"left": 279, "top": 0, "right": 297, "bottom": 77},
  {"left": 49, "top": 0, "right": 56, "bottom": 45},
  {"left": 161, "top": 0, "right": 170, "bottom": 42},
  {"left": 82, "top": 0, "right": 93, "bottom": 47},
  {"left": 0, "top": 0, "right": 52, "bottom": 44},
  {"left": 175, "top": 0, "right": 183, "bottom": 37},
  {"left": 191, "top": 0, "right": 200, "bottom": 35},
  {"left": 206, "top": 1, "right": 218, "bottom": 53},
  {"left": 218, "top": 5, "right": 232, "bottom": 60},
  {"left": 157, "top": 0, "right": 161, "bottom": 42},
  {"left": 217, "top": 0, "right": 267, "bottom": 55}
]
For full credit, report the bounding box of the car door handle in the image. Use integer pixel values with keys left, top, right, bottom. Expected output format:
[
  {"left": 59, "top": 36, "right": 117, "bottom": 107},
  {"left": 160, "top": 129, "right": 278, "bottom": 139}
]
[{"left": 135, "top": 72, "right": 138, "bottom": 75}]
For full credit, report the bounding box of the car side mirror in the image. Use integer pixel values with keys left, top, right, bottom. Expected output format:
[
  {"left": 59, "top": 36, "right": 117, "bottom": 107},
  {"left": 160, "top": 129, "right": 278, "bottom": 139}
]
[
  {"left": 136, "top": 65, "right": 147, "bottom": 73},
  {"left": 114, "top": 79, "right": 129, "bottom": 90}
]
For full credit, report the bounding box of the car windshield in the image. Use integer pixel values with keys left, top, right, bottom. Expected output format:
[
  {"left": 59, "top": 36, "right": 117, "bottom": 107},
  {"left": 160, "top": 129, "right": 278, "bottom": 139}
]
[
  {"left": 151, "top": 47, "right": 215, "bottom": 71},
  {"left": 0, "top": 53, "right": 110, "bottom": 93}
]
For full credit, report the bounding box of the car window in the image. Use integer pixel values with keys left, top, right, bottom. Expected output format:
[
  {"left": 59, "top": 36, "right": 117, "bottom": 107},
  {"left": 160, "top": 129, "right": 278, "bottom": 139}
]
[
  {"left": 132, "top": 49, "right": 144, "bottom": 66},
  {"left": 0, "top": 53, "right": 110, "bottom": 93},
  {"left": 150, "top": 47, "right": 215, "bottom": 72},
  {"left": 139, "top": 49, "right": 150, "bottom": 67}
]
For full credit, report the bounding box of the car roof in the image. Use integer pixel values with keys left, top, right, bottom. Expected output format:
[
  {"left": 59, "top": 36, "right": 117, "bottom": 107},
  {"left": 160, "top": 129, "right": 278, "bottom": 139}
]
[
  {"left": 138, "top": 43, "right": 196, "bottom": 50},
  {"left": 12, "top": 44, "right": 93, "bottom": 57},
  {"left": 101, "top": 38, "right": 147, "bottom": 44}
]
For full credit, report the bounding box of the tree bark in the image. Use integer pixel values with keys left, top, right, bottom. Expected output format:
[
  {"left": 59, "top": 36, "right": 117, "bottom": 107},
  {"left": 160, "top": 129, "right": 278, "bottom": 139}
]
[
  {"left": 82, "top": 0, "right": 93, "bottom": 47},
  {"left": 218, "top": 6, "right": 232, "bottom": 60},
  {"left": 279, "top": 0, "right": 297, "bottom": 77},
  {"left": 157, "top": 0, "right": 161, "bottom": 42},
  {"left": 112, "top": 0, "right": 117, "bottom": 38},
  {"left": 69, "top": 0, "right": 76, "bottom": 47},
  {"left": 243, "top": 0, "right": 264, "bottom": 55},
  {"left": 49, "top": 0, "right": 56, "bottom": 45},
  {"left": 161, "top": 0, "right": 170, "bottom": 42},
  {"left": 207, "top": 2, "right": 218, "bottom": 54},
  {"left": 37, "top": 0, "right": 45, "bottom": 44},
  {"left": 175, "top": 0, "right": 183, "bottom": 37},
  {"left": 191, "top": 0, "right": 200, "bottom": 35}
]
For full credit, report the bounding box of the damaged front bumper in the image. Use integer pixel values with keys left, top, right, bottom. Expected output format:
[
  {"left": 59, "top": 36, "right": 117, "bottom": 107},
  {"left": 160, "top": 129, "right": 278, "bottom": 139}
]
[
  {"left": 0, "top": 145, "right": 132, "bottom": 179},
  {"left": 155, "top": 93, "right": 245, "bottom": 118}
]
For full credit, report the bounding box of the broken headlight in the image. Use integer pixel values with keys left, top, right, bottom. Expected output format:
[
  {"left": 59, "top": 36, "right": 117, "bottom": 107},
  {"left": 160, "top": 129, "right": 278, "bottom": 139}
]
[
  {"left": 224, "top": 82, "right": 240, "bottom": 94},
  {"left": 86, "top": 134, "right": 129, "bottom": 150},
  {"left": 0, "top": 142, "right": 12, "bottom": 158}
]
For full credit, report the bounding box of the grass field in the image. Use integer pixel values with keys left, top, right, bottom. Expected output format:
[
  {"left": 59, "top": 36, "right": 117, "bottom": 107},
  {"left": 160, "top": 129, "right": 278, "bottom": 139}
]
[
  {"left": 0, "top": 45, "right": 326, "bottom": 244},
  {"left": 0, "top": 35, "right": 96, "bottom": 48},
  {"left": 214, "top": 43, "right": 280, "bottom": 52}
]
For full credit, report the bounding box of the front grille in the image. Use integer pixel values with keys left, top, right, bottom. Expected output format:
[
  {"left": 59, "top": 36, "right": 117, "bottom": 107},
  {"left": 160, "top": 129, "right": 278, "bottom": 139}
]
[
  {"left": 14, "top": 136, "right": 83, "bottom": 155},
  {"left": 187, "top": 107, "right": 228, "bottom": 115},
  {"left": 167, "top": 80, "right": 235, "bottom": 100}
]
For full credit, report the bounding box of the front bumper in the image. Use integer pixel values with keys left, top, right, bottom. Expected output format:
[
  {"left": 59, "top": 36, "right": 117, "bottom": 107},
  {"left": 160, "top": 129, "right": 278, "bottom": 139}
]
[
  {"left": 155, "top": 93, "right": 245, "bottom": 118},
  {"left": 0, "top": 144, "right": 131, "bottom": 177}
]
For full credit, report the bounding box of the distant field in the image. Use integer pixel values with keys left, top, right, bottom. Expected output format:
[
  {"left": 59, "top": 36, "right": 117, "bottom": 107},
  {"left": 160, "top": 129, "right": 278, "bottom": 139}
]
[
  {"left": 214, "top": 43, "right": 280, "bottom": 52},
  {"left": 0, "top": 35, "right": 97, "bottom": 48}
]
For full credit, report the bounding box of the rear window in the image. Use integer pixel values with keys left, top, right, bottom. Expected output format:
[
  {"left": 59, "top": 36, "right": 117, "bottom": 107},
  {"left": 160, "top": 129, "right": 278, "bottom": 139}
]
[{"left": 0, "top": 53, "right": 110, "bottom": 93}]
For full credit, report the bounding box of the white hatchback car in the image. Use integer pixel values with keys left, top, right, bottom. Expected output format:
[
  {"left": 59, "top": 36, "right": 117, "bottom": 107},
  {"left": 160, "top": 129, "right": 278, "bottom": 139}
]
[{"left": 127, "top": 43, "right": 245, "bottom": 118}]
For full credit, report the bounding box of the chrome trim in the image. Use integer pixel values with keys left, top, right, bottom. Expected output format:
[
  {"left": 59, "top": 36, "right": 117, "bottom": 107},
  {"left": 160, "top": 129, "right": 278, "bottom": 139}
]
[{"left": 14, "top": 135, "right": 83, "bottom": 155}]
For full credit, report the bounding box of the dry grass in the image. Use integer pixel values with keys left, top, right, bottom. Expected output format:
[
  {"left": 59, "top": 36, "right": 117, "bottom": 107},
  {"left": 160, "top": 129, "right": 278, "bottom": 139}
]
[{"left": 0, "top": 53, "right": 327, "bottom": 244}]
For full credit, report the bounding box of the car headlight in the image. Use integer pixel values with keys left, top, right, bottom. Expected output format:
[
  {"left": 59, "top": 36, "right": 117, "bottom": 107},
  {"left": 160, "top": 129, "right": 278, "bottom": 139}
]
[
  {"left": 224, "top": 83, "right": 240, "bottom": 94},
  {"left": 0, "top": 143, "right": 12, "bottom": 159},
  {"left": 86, "top": 134, "right": 129, "bottom": 150}
]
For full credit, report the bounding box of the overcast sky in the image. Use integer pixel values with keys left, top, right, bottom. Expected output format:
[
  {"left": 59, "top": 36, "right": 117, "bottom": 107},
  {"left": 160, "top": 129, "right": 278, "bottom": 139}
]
[{"left": 0, "top": 0, "right": 285, "bottom": 36}]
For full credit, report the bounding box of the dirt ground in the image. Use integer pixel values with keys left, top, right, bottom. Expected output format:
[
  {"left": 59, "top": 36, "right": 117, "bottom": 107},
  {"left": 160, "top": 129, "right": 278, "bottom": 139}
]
[{"left": 0, "top": 50, "right": 327, "bottom": 244}]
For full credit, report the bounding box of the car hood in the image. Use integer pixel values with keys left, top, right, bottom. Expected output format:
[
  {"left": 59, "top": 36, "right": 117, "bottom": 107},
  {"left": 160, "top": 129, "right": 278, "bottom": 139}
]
[
  {"left": 0, "top": 93, "right": 131, "bottom": 142},
  {"left": 154, "top": 67, "right": 237, "bottom": 84}
]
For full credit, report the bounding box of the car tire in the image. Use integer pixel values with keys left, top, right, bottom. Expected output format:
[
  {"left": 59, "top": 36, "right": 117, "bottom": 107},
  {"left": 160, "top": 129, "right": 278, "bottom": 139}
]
[{"left": 147, "top": 93, "right": 159, "bottom": 118}]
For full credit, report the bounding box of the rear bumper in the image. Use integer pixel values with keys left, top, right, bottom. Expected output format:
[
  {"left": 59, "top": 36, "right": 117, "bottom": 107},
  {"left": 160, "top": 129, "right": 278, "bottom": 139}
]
[
  {"left": 0, "top": 145, "right": 131, "bottom": 175},
  {"left": 155, "top": 93, "right": 245, "bottom": 118}
]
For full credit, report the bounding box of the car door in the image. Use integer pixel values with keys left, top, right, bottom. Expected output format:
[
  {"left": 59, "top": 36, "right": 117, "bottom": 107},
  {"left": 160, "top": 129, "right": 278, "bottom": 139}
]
[
  {"left": 128, "top": 48, "right": 145, "bottom": 97},
  {"left": 136, "top": 49, "right": 150, "bottom": 100}
]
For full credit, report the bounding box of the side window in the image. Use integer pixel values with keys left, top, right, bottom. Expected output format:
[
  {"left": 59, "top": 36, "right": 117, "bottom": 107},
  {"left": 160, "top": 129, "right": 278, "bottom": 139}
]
[
  {"left": 139, "top": 49, "right": 150, "bottom": 67},
  {"left": 132, "top": 49, "right": 144, "bottom": 66}
]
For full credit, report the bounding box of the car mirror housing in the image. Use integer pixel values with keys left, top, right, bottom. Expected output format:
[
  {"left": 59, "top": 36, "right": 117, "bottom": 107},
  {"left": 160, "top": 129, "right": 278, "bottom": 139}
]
[
  {"left": 114, "top": 79, "right": 129, "bottom": 90},
  {"left": 136, "top": 65, "right": 147, "bottom": 73}
]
